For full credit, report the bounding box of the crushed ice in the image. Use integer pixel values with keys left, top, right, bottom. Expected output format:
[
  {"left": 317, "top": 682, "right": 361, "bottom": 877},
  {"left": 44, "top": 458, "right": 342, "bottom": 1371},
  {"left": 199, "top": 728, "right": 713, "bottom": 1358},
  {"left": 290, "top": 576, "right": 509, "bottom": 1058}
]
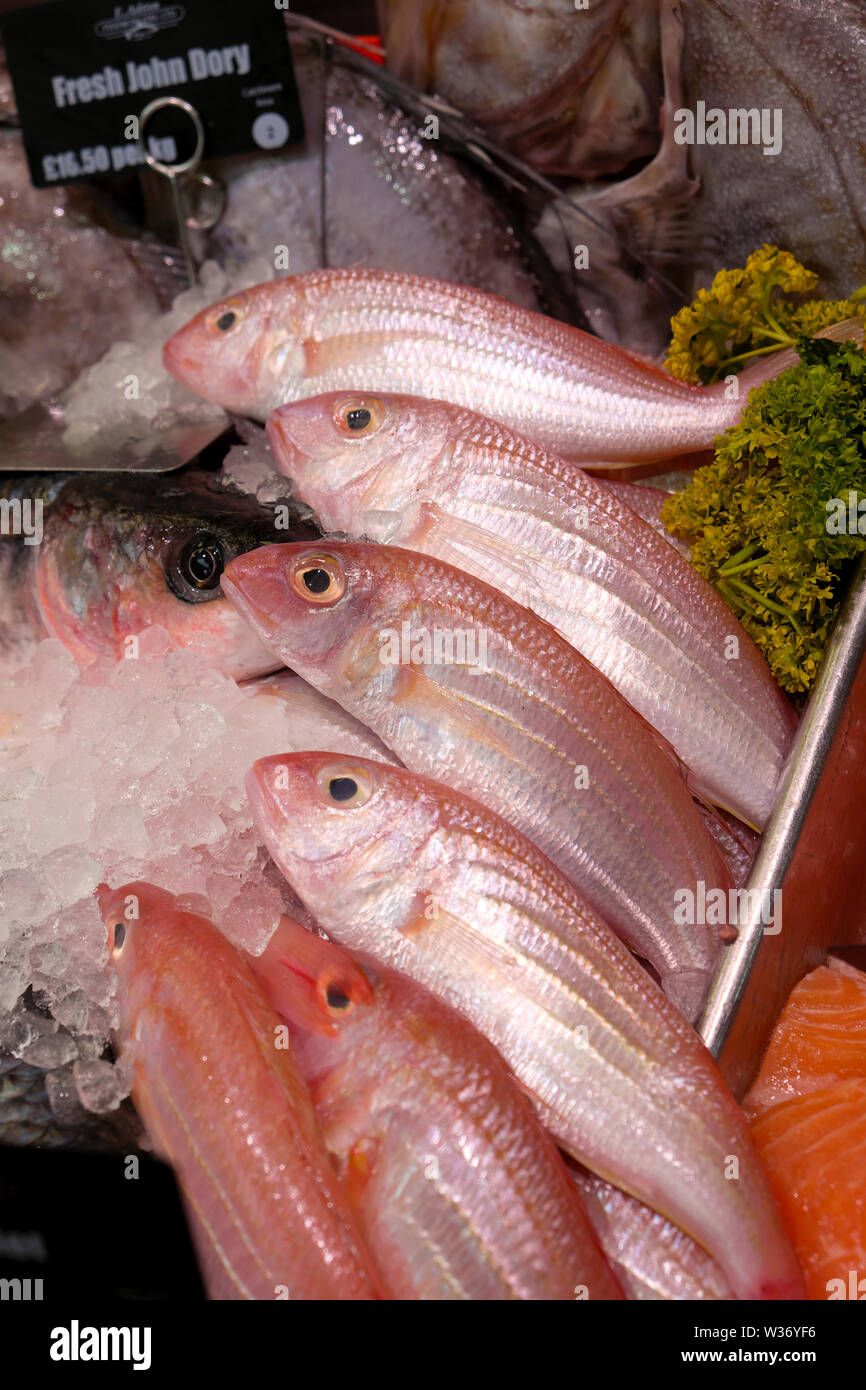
[
  {"left": 0, "top": 637, "right": 341, "bottom": 1118},
  {"left": 59, "top": 256, "right": 273, "bottom": 458}
]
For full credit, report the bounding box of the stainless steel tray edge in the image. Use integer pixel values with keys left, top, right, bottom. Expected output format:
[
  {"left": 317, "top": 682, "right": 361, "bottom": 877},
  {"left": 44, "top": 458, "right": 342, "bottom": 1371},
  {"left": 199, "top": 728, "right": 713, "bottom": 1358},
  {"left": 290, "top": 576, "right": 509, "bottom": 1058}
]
[{"left": 699, "top": 554, "right": 866, "bottom": 1095}]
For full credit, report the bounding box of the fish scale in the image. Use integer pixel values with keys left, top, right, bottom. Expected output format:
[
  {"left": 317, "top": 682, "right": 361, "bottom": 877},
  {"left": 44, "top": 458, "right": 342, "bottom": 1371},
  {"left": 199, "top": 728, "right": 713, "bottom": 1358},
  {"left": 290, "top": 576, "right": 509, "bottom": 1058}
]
[
  {"left": 266, "top": 391, "right": 798, "bottom": 827},
  {"left": 223, "top": 539, "right": 731, "bottom": 1019},
  {"left": 245, "top": 751, "right": 805, "bottom": 1301},
  {"left": 97, "top": 882, "right": 383, "bottom": 1301},
  {"left": 249, "top": 916, "right": 623, "bottom": 1300},
  {"left": 163, "top": 268, "right": 772, "bottom": 461}
]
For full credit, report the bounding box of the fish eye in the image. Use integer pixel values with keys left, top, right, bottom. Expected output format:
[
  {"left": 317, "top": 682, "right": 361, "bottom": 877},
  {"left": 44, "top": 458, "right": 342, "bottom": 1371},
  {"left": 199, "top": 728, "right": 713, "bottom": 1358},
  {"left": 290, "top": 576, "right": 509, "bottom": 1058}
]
[
  {"left": 209, "top": 299, "right": 244, "bottom": 334},
  {"left": 316, "top": 763, "right": 374, "bottom": 808},
  {"left": 167, "top": 533, "right": 226, "bottom": 602},
  {"left": 333, "top": 396, "right": 385, "bottom": 437},
  {"left": 110, "top": 922, "right": 126, "bottom": 955},
  {"left": 326, "top": 981, "right": 352, "bottom": 1009},
  {"left": 290, "top": 555, "right": 346, "bottom": 606},
  {"left": 316, "top": 967, "right": 370, "bottom": 1025}
]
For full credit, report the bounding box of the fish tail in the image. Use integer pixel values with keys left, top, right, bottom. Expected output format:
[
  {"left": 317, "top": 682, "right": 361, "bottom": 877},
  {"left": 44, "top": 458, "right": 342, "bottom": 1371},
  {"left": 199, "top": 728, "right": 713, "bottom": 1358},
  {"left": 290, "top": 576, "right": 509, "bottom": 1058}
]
[{"left": 708, "top": 315, "right": 866, "bottom": 417}]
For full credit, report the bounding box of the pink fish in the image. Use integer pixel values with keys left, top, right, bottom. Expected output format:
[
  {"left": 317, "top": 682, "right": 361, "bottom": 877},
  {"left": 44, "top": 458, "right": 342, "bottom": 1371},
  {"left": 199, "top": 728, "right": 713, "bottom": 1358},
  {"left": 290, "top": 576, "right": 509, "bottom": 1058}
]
[
  {"left": 249, "top": 915, "right": 623, "bottom": 1300},
  {"left": 264, "top": 390, "right": 796, "bottom": 829},
  {"left": 223, "top": 539, "right": 732, "bottom": 1019},
  {"left": 96, "top": 881, "right": 383, "bottom": 1300},
  {"left": 162, "top": 268, "right": 798, "bottom": 462},
  {"left": 244, "top": 751, "right": 806, "bottom": 1301}
]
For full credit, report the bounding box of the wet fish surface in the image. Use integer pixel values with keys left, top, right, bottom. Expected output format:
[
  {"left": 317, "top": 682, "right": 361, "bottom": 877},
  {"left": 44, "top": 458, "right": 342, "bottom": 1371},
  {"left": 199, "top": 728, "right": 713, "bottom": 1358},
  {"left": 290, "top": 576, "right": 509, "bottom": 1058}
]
[
  {"left": 377, "top": 0, "right": 664, "bottom": 181},
  {"left": 0, "top": 469, "right": 315, "bottom": 679},
  {"left": 97, "top": 881, "right": 383, "bottom": 1300},
  {"left": 245, "top": 750, "right": 805, "bottom": 1301},
  {"left": 568, "top": 1163, "right": 734, "bottom": 1300},
  {"left": 224, "top": 539, "right": 732, "bottom": 1018},
  {"left": 266, "top": 390, "right": 796, "bottom": 829},
  {"left": 249, "top": 915, "right": 624, "bottom": 1299},
  {"left": 162, "top": 268, "right": 775, "bottom": 462}
]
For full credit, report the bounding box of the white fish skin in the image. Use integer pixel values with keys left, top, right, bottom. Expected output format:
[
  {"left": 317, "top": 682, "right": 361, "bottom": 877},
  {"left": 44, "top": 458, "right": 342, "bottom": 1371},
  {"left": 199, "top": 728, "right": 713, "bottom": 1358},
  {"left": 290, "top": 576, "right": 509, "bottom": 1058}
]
[
  {"left": 162, "top": 268, "right": 797, "bottom": 462},
  {"left": 246, "top": 670, "right": 401, "bottom": 767},
  {"left": 223, "top": 539, "right": 734, "bottom": 1020},
  {"left": 243, "top": 750, "right": 806, "bottom": 1302},
  {"left": 567, "top": 1163, "right": 735, "bottom": 1301},
  {"left": 265, "top": 391, "right": 797, "bottom": 829}
]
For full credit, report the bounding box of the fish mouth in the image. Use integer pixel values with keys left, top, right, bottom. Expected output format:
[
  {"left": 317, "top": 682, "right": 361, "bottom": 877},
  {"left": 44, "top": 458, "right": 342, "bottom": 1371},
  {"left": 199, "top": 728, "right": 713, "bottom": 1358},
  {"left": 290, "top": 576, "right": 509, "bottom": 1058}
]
[
  {"left": 221, "top": 552, "right": 287, "bottom": 646},
  {"left": 265, "top": 412, "right": 301, "bottom": 472},
  {"left": 161, "top": 332, "right": 199, "bottom": 388}
]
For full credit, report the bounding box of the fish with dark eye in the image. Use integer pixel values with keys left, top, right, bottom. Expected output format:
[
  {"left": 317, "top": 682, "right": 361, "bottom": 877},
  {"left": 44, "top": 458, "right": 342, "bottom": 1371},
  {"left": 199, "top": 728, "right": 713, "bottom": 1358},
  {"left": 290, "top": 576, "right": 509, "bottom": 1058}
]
[
  {"left": 222, "top": 539, "right": 732, "bottom": 1020},
  {"left": 244, "top": 750, "right": 805, "bottom": 1301},
  {"left": 96, "top": 881, "right": 383, "bottom": 1300},
  {"left": 162, "top": 268, "right": 824, "bottom": 462},
  {"left": 247, "top": 915, "right": 624, "bottom": 1300},
  {"left": 0, "top": 469, "right": 316, "bottom": 678},
  {"left": 266, "top": 389, "right": 796, "bottom": 830}
]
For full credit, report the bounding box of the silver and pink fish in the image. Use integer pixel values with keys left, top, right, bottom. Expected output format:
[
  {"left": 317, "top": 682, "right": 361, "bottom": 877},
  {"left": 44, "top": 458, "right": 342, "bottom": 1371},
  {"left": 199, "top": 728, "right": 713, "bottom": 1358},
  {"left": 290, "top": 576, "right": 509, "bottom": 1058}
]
[
  {"left": 163, "top": 268, "right": 789, "bottom": 463},
  {"left": 249, "top": 915, "right": 623, "bottom": 1300},
  {"left": 244, "top": 750, "right": 805, "bottom": 1301},
  {"left": 223, "top": 539, "right": 732, "bottom": 1019},
  {"left": 567, "top": 1164, "right": 734, "bottom": 1301},
  {"left": 265, "top": 390, "right": 797, "bottom": 829}
]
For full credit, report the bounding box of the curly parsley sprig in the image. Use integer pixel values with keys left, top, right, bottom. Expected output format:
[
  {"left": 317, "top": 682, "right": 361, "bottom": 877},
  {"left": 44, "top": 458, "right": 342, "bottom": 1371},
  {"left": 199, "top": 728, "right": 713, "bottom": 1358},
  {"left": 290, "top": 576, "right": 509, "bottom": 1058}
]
[
  {"left": 662, "top": 337, "right": 866, "bottom": 695},
  {"left": 665, "top": 244, "right": 866, "bottom": 386}
]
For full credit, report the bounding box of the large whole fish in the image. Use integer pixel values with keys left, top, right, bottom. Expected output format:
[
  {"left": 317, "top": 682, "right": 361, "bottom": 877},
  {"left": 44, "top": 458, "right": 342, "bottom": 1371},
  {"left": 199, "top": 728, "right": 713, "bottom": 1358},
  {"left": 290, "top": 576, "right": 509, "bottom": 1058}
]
[
  {"left": 223, "top": 540, "right": 731, "bottom": 1019},
  {"left": 0, "top": 469, "right": 312, "bottom": 678},
  {"left": 245, "top": 751, "right": 804, "bottom": 1300},
  {"left": 162, "top": 268, "right": 783, "bottom": 463},
  {"left": 96, "top": 881, "right": 382, "bottom": 1300},
  {"left": 249, "top": 915, "right": 623, "bottom": 1300},
  {"left": 265, "top": 391, "right": 796, "bottom": 829}
]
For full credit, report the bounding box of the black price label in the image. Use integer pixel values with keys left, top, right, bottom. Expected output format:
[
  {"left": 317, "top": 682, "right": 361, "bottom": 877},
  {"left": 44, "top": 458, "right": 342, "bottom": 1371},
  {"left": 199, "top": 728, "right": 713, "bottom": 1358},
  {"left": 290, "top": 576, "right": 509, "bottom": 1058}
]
[{"left": 0, "top": 0, "right": 304, "bottom": 188}]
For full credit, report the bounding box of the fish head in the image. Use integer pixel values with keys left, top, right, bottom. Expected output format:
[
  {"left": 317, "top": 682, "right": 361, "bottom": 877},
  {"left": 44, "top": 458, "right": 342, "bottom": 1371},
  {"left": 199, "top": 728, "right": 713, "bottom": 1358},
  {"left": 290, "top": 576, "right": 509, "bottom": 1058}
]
[
  {"left": 96, "top": 879, "right": 180, "bottom": 1030},
  {"left": 163, "top": 279, "right": 307, "bottom": 417},
  {"left": 246, "top": 752, "right": 437, "bottom": 945},
  {"left": 222, "top": 540, "right": 402, "bottom": 693},
  {"left": 248, "top": 914, "right": 375, "bottom": 1041},
  {"left": 266, "top": 392, "right": 450, "bottom": 537},
  {"left": 34, "top": 471, "right": 300, "bottom": 679}
]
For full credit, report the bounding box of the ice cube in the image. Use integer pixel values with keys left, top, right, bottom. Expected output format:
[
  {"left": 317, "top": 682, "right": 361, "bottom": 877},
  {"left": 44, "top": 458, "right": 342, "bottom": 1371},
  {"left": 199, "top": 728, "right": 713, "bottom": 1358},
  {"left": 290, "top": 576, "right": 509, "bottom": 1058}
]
[
  {"left": 73, "top": 1058, "right": 126, "bottom": 1113},
  {"left": 45, "top": 1063, "right": 90, "bottom": 1126},
  {"left": 20, "top": 1029, "right": 78, "bottom": 1069}
]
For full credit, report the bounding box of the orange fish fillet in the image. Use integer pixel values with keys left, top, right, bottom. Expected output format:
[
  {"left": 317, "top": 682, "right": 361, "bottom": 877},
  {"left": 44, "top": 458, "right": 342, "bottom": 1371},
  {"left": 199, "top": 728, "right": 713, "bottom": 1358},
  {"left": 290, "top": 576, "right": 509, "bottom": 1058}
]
[
  {"left": 745, "top": 957, "right": 866, "bottom": 1114},
  {"left": 747, "top": 957, "right": 866, "bottom": 1300},
  {"left": 750, "top": 1081, "right": 866, "bottom": 1301}
]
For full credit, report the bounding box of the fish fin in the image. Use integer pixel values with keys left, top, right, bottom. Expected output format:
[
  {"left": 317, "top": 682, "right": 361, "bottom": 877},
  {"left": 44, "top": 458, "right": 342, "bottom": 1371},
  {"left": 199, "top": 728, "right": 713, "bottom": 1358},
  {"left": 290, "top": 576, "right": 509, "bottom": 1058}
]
[
  {"left": 303, "top": 331, "right": 415, "bottom": 380},
  {"left": 402, "top": 903, "right": 521, "bottom": 990},
  {"left": 124, "top": 238, "right": 190, "bottom": 310},
  {"left": 404, "top": 501, "right": 541, "bottom": 613},
  {"left": 392, "top": 664, "right": 516, "bottom": 763},
  {"left": 343, "top": 1136, "right": 382, "bottom": 1209}
]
